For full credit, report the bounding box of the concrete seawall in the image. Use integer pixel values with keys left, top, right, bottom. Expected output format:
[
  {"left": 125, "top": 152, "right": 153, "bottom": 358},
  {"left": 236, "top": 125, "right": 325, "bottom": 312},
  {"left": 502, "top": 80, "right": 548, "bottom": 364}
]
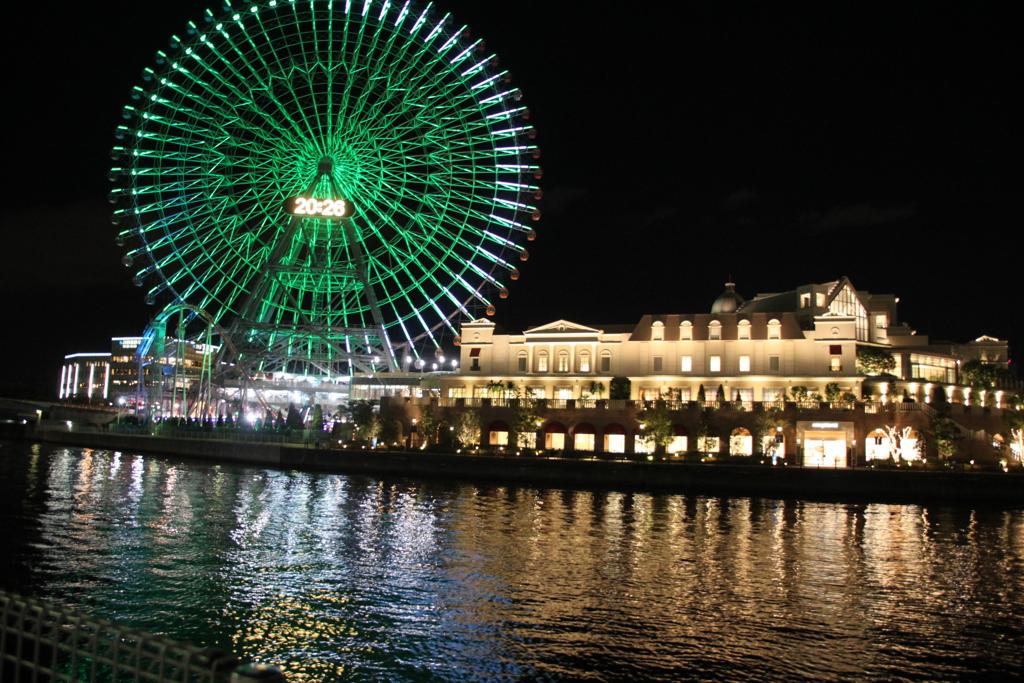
[{"left": 29, "top": 430, "right": 1024, "bottom": 506}]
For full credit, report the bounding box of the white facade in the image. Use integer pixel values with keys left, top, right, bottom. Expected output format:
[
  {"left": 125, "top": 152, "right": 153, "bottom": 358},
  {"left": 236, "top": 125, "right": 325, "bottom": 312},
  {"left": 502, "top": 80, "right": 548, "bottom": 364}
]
[{"left": 448, "top": 277, "right": 1009, "bottom": 405}]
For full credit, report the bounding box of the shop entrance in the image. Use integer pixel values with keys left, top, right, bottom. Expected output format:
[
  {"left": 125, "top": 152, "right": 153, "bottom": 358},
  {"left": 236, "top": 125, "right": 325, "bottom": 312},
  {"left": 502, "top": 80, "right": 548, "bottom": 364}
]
[{"left": 803, "top": 432, "right": 847, "bottom": 467}]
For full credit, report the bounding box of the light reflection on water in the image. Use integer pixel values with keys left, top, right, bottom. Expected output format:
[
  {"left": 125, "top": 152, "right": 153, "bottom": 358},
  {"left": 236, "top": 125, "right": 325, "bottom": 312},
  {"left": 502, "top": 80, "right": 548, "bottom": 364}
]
[{"left": 1, "top": 442, "right": 1021, "bottom": 682}]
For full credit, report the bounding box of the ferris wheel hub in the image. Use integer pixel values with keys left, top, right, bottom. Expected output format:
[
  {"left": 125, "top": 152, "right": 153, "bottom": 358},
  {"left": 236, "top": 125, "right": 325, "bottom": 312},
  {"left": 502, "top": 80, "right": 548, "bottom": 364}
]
[{"left": 317, "top": 156, "right": 334, "bottom": 174}]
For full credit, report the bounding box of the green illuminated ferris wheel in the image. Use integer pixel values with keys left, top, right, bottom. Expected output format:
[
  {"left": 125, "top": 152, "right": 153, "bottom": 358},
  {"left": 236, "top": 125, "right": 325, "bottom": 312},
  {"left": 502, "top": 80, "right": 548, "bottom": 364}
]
[{"left": 111, "top": 0, "right": 540, "bottom": 376}]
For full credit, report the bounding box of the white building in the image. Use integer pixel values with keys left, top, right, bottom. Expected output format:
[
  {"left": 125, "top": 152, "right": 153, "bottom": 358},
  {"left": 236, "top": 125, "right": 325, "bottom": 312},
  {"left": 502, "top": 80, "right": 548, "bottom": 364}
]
[
  {"left": 427, "top": 277, "right": 1016, "bottom": 465},
  {"left": 450, "top": 277, "right": 1010, "bottom": 405}
]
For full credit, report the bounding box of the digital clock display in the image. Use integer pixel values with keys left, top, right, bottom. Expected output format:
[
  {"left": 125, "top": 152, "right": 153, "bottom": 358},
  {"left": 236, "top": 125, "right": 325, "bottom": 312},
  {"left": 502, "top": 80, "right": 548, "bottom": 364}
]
[{"left": 284, "top": 196, "right": 354, "bottom": 218}]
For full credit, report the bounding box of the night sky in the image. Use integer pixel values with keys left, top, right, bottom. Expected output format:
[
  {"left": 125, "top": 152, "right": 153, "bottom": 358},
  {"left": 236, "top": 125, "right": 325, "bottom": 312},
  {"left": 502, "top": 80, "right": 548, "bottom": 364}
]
[{"left": 2, "top": 2, "right": 1020, "bottom": 396}]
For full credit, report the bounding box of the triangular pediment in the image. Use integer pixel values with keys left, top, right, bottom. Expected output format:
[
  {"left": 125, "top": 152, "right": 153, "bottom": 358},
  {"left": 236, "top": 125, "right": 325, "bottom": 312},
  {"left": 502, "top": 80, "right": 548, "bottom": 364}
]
[{"left": 524, "top": 320, "right": 603, "bottom": 335}]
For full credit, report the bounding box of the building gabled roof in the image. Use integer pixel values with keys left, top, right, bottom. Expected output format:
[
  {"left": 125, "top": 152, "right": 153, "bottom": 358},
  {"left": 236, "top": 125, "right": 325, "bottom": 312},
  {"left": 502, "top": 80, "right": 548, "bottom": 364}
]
[{"left": 523, "top": 320, "right": 605, "bottom": 335}]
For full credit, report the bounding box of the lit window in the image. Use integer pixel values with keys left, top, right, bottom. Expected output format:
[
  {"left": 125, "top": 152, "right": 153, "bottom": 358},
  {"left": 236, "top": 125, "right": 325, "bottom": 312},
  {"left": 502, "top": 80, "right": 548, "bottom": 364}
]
[
  {"left": 600, "top": 351, "right": 611, "bottom": 372},
  {"left": 556, "top": 386, "right": 572, "bottom": 400},
  {"left": 557, "top": 351, "right": 569, "bottom": 372},
  {"left": 653, "top": 356, "right": 663, "bottom": 372},
  {"left": 680, "top": 321, "right": 693, "bottom": 340},
  {"left": 800, "top": 293, "right": 811, "bottom": 308},
  {"left": 769, "top": 355, "right": 780, "bottom": 372},
  {"left": 816, "top": 293, "right": 827, "bottom": 307},
  {"left": 709, "top": 321, "right": 721, "bottom": 340},
  {"left": 710, "top": 355, "right": 721, "bottom": 372},
  {"left": 537, "top": 352, "right": 548, "bottom": 372},
  {"left": 876, "top": 314, "right": 888, "bottom": 329},
  {"left": 768, "top": 319, "right": 781, "bottom": 340},
  {"left": 578, "top": 352, "right": 590, "bottom": 373},
  {"left": 448, "top": 387, "right": 465, "bottom": 398},
  {"left": 831, "top": 356, "right": 842, "bottom": 372},
  {"left": 739, "top": 355, "right": 751, "bottom": 372},
  {"left": 738, "top": 320, "right": 751, "bottom": 340},
  {"left": 681, "top": 356, "right": 692, "bottom": 372}
]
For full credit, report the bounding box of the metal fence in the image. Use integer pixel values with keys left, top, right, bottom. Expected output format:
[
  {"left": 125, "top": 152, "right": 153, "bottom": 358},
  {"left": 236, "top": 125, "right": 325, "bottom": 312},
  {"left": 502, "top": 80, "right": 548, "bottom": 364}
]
[{"left": 0, "top": 591, "right": 284, "bottom": 683}]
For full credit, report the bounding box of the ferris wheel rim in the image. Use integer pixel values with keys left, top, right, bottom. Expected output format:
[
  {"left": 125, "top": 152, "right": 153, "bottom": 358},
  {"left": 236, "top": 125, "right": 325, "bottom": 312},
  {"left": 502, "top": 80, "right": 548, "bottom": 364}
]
[{"left": 111, "top": 0, "right": 540, "bottom": 351}]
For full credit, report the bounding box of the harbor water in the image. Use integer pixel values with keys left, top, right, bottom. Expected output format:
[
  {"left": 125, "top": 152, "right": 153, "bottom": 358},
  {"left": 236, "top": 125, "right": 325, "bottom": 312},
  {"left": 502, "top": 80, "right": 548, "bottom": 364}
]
[{"left": 1, "top": 440, "right": 1021, "bottom": 682}]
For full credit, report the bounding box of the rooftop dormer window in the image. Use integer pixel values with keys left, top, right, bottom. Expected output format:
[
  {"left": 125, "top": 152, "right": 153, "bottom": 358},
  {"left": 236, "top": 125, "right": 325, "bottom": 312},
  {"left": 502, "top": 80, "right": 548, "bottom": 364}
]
[
  {"left": 680, "top": 321, "right": 693, "bottom": 340},
  {"left": 652, "top": 321, "right": 664, "bottom": 341},
  {"left": 738, "top": 319, "right": 751, "bottom": 340},
  {"left": 709, "top": 321, "right": 721, "bottom": 340}
]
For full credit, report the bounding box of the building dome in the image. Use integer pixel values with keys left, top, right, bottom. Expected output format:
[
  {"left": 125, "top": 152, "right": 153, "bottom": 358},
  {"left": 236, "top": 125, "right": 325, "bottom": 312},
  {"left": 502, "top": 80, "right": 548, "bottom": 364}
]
[{"left": 711, "top": 282, "right": 745, "bottom": 313}]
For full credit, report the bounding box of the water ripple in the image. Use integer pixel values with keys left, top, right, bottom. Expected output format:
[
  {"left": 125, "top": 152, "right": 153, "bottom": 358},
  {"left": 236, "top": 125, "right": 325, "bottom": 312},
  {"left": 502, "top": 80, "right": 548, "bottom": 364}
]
[{"left": 0, "top": 442, "right": 1021, "bottom": 682}]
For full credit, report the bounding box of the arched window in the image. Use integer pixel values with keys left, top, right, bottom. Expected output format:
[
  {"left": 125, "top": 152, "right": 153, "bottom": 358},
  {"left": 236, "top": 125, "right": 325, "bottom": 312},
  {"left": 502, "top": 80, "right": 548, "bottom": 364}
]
[
  {"left": 651, "top": 320, "right": 664, "bottom": 341},
  {"left": 557, "top": 350, "right": 569, "bottom": 372},
  {"left": 517, "top": 350, "right": 528, "bottom": 373},
  {"left": 768, "top": 319, "right": 781, "bottom": 340},
  {"left": 709, "top": 320, "right": 722, "bottom": 340},
  {"left": 537, "top": 351, "right": 549, "bottom": 373},
  {"left": 578, "top": 350, "right": 591, "bottom": 373},
  {"left": 680, "top": 320, "right": 693, "bottom": 341},
  {"left": 738, "top": 319, "right": 751, "bottom": 340},
  {"left": 600, "top": 350, "right": 612, "bottom": 373}
]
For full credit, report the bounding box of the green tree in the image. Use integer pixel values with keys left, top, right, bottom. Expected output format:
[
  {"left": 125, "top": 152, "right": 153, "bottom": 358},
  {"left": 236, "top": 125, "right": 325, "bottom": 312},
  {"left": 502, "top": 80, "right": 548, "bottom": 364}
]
[
  {"left": 609, "top": 377, "right": 631, "bottom": 400},
  {"left": 825, "top": 382, "right": 841, "bottom": 402},
  {"left": 638, "top": 400, "right": 674, "bottom": 453},
  {"left": 451, "top": 409, "right": 480, "bottom": 448},
  {"left": 1004, "top": 401, "right": 1024, "bottom": 423},
  {"left": 753, "top": 407, "right": 783, "bottom": 456},
  {"left": 349, "top": 401, "right": 379, "bottom": 443},
  {"left": 417, "top": 403, "right": 436, "bottom": 446},
  {"left": 509, "top": 387, "right": 542, "bottom": 448},
  {"left": 716, "top": 384, "right": 727, "bottom": 407},
  {"left": 856, "top": 346, "right": 896, "bottom": 376},
  {"left": 839, "top": 391, "right": 858, "bottom": 403},
  {"left": 931, "top": 417, "right": 962, "bottom": 460},
  {"left": 960, "top": 359, "right": 1001, "bottom": 390},
  {"left": 697, "top": 384, "right": 706, "bottom": 403},
  {"left": 286, "top": 402, "right": 304, "bottom": 430},
  {"left": 421, "top": 374, "right": 442, "bottom": 396},
  {"left": 585, "top": 380, "right": 605, "bottom": 400},
  {"left": 311, "top": 404, "right": 324, "bottom": 432},
  {"left": 378, "top": 414, "right": 401, "bottom": 445},
  {"left": 696, "top": 410, "right": 716, "bottom": 455},
  {"left": 961, "top": 360, "right": 1005, "bottom": 406},
  {"left": 790, "top": 386, "right": 808, "bottom": 401}
]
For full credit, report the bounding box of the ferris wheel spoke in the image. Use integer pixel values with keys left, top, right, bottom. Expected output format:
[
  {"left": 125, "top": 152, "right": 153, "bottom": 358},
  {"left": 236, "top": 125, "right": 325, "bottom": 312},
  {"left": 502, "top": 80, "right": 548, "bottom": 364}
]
[
  {"left": 182, "top": 36, "right": 309, "bottom": 146},
  {"left": 120, "top": 0, "right": 534, "bottom": 348}
]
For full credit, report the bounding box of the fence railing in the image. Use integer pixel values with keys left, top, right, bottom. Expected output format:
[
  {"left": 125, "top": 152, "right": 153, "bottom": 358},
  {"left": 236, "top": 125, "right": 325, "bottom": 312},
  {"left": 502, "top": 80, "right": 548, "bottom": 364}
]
[{"left": 0, "top": 590, "right": 284, "bottom": 682}]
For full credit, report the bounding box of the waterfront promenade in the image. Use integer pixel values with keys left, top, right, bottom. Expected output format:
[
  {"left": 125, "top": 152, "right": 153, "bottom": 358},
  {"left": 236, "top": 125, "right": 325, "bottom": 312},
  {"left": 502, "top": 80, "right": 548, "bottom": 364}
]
[{"left": 24, "top": 428, "right": 1024, "bottom": 506}]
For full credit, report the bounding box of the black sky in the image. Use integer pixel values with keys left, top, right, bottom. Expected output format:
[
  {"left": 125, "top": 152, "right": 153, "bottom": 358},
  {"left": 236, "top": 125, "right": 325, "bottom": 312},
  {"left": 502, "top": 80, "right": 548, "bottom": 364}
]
[{"left": 2, "top": 1, "right": 1021, "bottom": 395}]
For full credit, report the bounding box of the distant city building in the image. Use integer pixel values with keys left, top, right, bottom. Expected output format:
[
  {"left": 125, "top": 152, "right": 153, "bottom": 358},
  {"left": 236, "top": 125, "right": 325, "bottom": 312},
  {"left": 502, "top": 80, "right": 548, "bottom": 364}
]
[
  {"left": 59, "top": 336, "right": 217, "bottom": 411},
  {"left": 59, "top": 353, "right": 113, "bottom": 401}
]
